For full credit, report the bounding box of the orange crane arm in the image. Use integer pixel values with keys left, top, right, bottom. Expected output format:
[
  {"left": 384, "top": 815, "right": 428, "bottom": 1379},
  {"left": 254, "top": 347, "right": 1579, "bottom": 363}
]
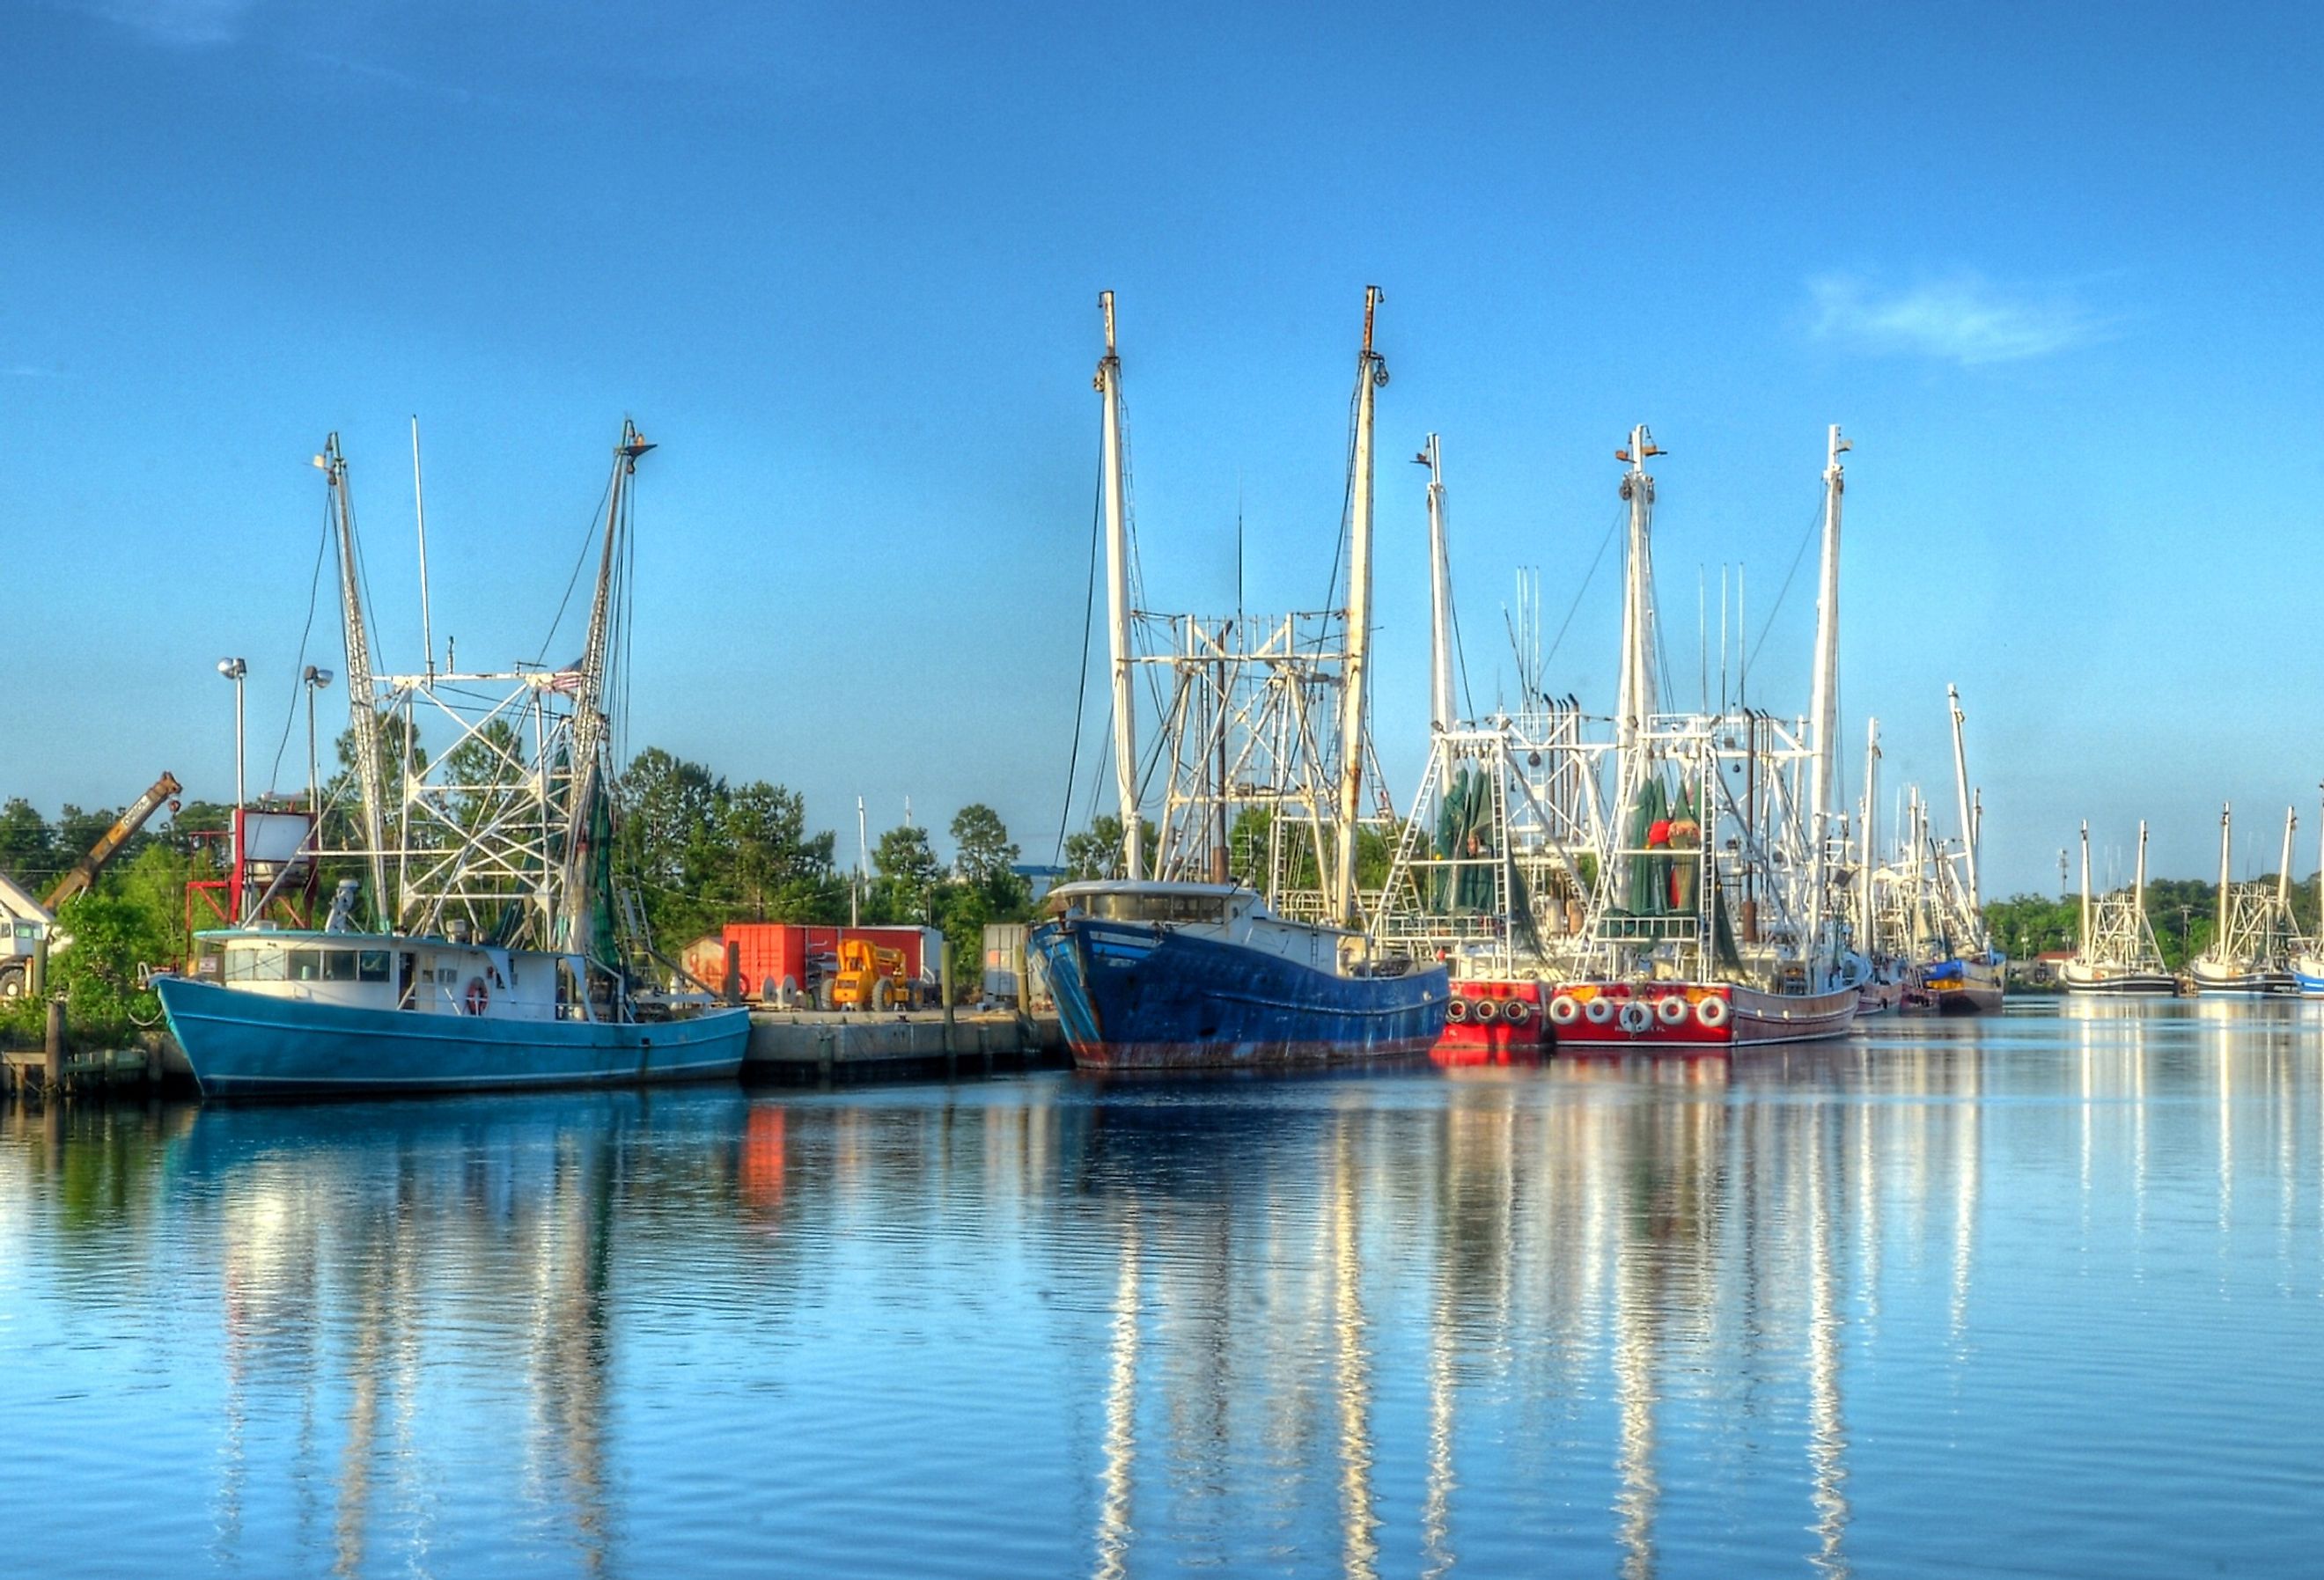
[{"left": 42, "top": 772, "right": 183, "bottom": 910}]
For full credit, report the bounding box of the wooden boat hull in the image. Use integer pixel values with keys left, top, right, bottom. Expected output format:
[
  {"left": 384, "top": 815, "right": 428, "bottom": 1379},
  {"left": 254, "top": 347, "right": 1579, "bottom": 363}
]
[
  {"left": 1916, "top": 954, "right": 2007, "bottom": 1015},
  {"left": 156, "top": 975, "right": 750, "bottom": 1099},
  {"left": 1029, "top": 916, "right": 1448, "bottom": 1071},
  {"left": 1546, "top": 979, "right": 1857, "bottom": 1053}
]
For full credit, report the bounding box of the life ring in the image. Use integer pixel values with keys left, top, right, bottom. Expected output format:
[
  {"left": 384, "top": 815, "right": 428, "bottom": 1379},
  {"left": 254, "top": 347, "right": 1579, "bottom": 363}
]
[
  {"left": 1696, "top": 994, "right": 1731, "bottom": 1029},
  {"left": 1473, "top": 998, "right": 1500, "bottom": 1024},
  {"left": 1618, "top": 1000, "right": 1654, "bottom": 1036},
  {"left": 1656, "top": 995, "right": 1691, "bottom": 1026},
  {"left": 463, "top": 976, "right": 490, "bottom": 1016},
  {"left": 1503, "top": 998, "right": 1533, "bottom": 1026},
  {"left": 1548, "top": 995, "right": 1582, "bottom": 1026},
  {"left": 1584, "top": 996, "right": 1616, "bottom": 1025},
  {"left": 1445, "top": 996, "right": 1472, "bottom": 1025}
]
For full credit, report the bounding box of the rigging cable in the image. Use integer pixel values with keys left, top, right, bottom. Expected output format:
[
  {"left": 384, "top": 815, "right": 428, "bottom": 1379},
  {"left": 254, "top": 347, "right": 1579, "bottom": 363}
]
[
  {"left": 265, "top": 496, "right": 334, "bottom": 794},
  {"left": 1539, "top": 500, "right": 1627, "bottom": 673},
  {"left": 1745, "top": 493, "right": 1830, "bottom": 672},
  {"left": 535, "top": 471, "right": 618, "bottom": 666},
  {"left": 1053, "top": 454, "right": 1106, "bottom": 864}
]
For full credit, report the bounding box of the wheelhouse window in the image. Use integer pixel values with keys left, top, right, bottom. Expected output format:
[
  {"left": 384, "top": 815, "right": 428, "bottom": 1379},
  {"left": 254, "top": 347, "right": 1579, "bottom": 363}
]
[
  {"left": 288, "top": 947, "right": 323, "bottom": 981},
  {"left": 224, "top": 946, "right": 287, "bottom": 983},
  {"left": 1086, "top": 892, "right": 1228, "bottom": 925},
  {"left": 356, "top": 951, "right": 391, "bottom": 983}
]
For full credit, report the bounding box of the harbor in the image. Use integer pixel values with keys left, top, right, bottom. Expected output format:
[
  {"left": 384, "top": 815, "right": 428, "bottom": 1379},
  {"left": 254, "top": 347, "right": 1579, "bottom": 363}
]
[{"left": 10, "top": 3, "right": 2324, "bottom": 1576}]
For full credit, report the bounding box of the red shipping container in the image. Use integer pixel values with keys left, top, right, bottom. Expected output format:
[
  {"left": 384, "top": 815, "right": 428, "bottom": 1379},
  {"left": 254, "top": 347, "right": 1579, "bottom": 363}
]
[{"left": 721, "top": 923, "right": 933, "bottom": 1001}]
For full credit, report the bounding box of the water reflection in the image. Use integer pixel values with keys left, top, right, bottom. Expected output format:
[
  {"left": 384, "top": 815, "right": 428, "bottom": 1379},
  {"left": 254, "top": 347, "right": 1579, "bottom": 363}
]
[{"left": 4, "top": 1006, "right": 2324, "bottom": 1577}]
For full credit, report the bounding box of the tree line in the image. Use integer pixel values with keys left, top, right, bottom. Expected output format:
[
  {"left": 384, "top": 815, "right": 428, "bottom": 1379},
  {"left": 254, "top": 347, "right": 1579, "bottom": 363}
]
[{"left": 0, "top": 749, "right": 1051, "bottom": 1047}]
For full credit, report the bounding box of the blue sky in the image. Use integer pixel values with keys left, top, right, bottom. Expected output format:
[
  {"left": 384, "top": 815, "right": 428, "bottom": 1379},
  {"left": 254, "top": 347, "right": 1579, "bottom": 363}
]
[{"left": 4, "top": 0, "right": 2320, "bottom": 894}]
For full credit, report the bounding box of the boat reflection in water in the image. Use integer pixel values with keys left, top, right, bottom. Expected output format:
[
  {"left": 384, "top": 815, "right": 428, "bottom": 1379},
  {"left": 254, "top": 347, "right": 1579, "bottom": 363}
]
[{"left": 6, "top": 1004, "right": 2324, "bottom": 1576}]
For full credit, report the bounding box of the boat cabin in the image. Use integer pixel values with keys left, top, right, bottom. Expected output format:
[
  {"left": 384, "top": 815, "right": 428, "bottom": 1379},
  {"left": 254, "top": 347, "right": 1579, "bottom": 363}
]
[
  {"left": 193, "top": 929, "right": 596, "bottom": 1023},
  {"left": 1043, "top": 878, "right": 1375, "bottom": 974}
]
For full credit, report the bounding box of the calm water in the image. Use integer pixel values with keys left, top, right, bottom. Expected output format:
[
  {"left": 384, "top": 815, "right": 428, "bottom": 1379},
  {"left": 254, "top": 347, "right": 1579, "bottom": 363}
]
[{"left": 5, "top": 1000, "right": 2322, "bottom": 1577}]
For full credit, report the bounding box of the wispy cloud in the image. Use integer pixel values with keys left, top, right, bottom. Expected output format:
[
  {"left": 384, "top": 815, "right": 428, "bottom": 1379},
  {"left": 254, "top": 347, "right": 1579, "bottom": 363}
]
[
  {"left": 4, "top": 364, "right": 70, "bottom": 379},
  {"left": 1806, "top": 273, "right": 2107, "bottom": 366},
  {"left": 74, "top": 0, "right": 254, "bottom": 48}
]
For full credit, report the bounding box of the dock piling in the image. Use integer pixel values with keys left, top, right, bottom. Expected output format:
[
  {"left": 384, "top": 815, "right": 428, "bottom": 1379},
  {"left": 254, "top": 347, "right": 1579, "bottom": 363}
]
[{"left": 44, "top": 1000, "right": 66, "bottom": 1093}]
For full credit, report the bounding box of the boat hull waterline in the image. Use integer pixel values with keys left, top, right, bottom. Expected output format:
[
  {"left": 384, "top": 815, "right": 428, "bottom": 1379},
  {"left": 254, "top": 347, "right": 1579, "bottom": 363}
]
[
  {"left": 1917, "top": 954, "right": 2007, "bottom": 1015},
  {"left": 1030, "top": 916, "right": 1448, "bottom": 1071},
  {"left": 1547, "top": 980, "right": 1858, "bottom": 1052},
  {"left": 157, "top": 975, "right": 750, "bottom": 1099}
]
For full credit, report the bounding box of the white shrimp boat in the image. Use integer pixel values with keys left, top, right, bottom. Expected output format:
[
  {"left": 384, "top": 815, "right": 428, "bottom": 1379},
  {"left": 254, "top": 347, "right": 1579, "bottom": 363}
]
[
  {"left": 2058, "top": 820, "right": 2177, "bottom": 996},
  {"left": 156, "top": 423, "right": 747, "bottom": 1097}
]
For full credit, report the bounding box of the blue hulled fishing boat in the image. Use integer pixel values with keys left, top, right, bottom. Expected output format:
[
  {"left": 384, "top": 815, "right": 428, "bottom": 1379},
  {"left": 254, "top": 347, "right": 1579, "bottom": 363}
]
[
  {"left": 158, "top": 930, "right": 745, "bottom": 1098},
  {"left": 1042, "top": 289, "right": 1445, "bottom": 1071},
  {"left": 158, "top": 422, "right": 746, "bottom": 1099},
  {"left": 1031, "top": 881, "right": 1445, "bottom": 1071}
]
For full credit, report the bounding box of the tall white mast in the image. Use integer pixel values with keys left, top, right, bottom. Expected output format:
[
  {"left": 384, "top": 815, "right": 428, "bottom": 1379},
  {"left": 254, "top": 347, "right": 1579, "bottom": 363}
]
[
  {"left": 1421, "top": 432, "right": 1456, "bottom": 732},
  {"left": 561, "top": 421, "right": 653, "bottom": 960},
  {"left": 410, "top": 415, "right": 435, "bottom": 678},
  {"left": 1097, "top": 291, "right": 1142, "bottom": 881},
  {"left": 2079, "top": 821, "right": 2093, "bottom": 953},
  {"left": 1859, "top": 717, "right": 1881, "bottom": 956},
  {"left": 2217, "top": 802, "right": 2233, "bottom": 946},
  {"left": 1808, "top": 425, "right": 1850, "bottom": 958},
  {"left": 1334, "top": 286, "right": 1387, "bottom": 928},
  {"left": 2279, "top": 806, "right": 2297, "bottom": 915},
  {"left": 2133, "top": 820, "right": 2149, "bottom": 941},
  {"left": 317, "top": 434, "right": 389, "bottom": 922},
  {"left": 1613, "top": 424, "right": 1660, "bottom": 814},
  {"left": 1946, "top": 685, "right": 1980, "bottom": 913}
]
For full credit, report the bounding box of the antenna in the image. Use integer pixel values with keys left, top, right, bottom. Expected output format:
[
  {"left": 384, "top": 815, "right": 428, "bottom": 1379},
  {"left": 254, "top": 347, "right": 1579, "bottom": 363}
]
[{"left": 411, "top": 415, "right": 434, "bottom": 677}]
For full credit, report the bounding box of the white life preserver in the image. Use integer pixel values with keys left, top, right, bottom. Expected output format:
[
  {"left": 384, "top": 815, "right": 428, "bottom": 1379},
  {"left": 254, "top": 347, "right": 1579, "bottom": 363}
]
[
  {"left": 1548, "top": 994, "right": 1582, "bottom": 1026},
  {"left": 1618, "top": 999, "right": 1654, "bottom": 1036},
  {"left": 1696, "top": 994, "right": 1732, "bottom": 1029},
  {"left": 1473, "top": 997, "right": 1500, "bottom": 1024},
  {"left": 1657, "top": 995, "right": 1691, "bottom": 1026},
  {"left": 1503, "top": 997, "right": 1533, "bottom": 1026},
  {"left": 1584, "top": 996, "right": 1616, "bottom": 1025},
  {"left": 463, "top": 976, "right": 490, "bottom": 1016}
]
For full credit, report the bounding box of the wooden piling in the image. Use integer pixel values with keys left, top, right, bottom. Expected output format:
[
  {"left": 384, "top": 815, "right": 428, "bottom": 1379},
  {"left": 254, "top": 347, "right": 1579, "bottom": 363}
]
[
  {"left": 44, "top": 999, "right": 65, "bottom": 1094},
  {"left": 724, "top": 942, "right": 742, "bottom": 1006},
  {"left": 939, "top": 941, "right": 957, "bottom": 1077}
]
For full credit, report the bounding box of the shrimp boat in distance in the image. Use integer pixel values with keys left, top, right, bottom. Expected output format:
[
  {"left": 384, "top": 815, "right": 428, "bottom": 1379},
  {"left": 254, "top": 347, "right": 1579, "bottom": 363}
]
[
  {"left": 2189, "top": 803, "right": 2303, "bottom": 996},
  {"left": 2057, "top": 820, "right": 2178, "bottom": 996},
  {"left": 156, "top": 424, "right": 749, "bottom": 1098},
  {"left": 1028, "top": 289, "right": 1448, "bottom": 1071}
]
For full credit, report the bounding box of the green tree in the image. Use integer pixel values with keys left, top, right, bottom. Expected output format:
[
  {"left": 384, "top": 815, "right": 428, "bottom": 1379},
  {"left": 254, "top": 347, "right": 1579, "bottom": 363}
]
[
  {"left": 870, "top": 824, "right": 942, "bottom": 922},
  {"left": 1062, "top": 814, "right": 1158, "bottom": 882},
  {"left": 0, "top": 798, "right": 55, "bottom": 888},
  {"left": 47, "top": 891, "right": 172, "bottom": 1041},
  {"left": 951, "top": 803, "right": 1029, "bottom": 915}
]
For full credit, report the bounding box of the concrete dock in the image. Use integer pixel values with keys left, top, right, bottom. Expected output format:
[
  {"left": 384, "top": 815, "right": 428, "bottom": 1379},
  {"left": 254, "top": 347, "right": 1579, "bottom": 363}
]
[{"left": 743, "top": 1008, "right": 1067, "bottom": 1084}]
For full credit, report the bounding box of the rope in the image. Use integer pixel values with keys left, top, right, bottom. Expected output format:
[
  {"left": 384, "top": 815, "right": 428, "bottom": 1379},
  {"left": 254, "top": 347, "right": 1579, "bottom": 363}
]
[
  {"left": 1746, "top": 492, "right": 1829, "bottom": 671},
  {"left": 1540, "top": 501, "right": 1625, "bottom": 672},
  {"left": 264, "top": 500, "right": 333, "bottom": 793},
  {"left": 1053, "top": 446, "right": 1105, "bottom": 864}
]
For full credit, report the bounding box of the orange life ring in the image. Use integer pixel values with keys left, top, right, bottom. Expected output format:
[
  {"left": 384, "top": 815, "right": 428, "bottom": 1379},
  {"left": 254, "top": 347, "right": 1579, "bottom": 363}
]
[{"left": 464, "top": 976, "right": 490, "bottom": 1016}]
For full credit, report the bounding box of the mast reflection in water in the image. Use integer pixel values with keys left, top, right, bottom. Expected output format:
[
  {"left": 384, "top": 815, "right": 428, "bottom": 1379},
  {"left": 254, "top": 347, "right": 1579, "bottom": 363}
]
[{"left": 5, "top": 1004, "right": 2324, "bottom": 1576}]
